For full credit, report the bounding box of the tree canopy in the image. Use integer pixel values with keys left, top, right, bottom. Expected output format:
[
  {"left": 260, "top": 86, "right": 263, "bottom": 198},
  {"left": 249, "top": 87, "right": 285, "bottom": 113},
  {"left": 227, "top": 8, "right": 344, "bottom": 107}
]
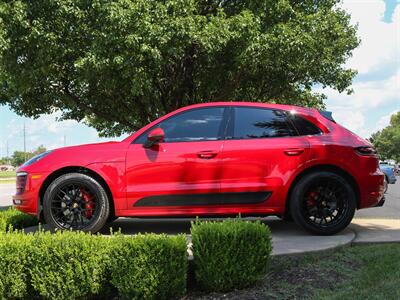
[
  {"left": 0, "top": 0, "right": 359, "bottom": 136},
  {"left": 0, "top": 145, "right": 48, "bottom": 167},
  {"left": 370, "top": 112, "right": 400, "bottom": 162}
]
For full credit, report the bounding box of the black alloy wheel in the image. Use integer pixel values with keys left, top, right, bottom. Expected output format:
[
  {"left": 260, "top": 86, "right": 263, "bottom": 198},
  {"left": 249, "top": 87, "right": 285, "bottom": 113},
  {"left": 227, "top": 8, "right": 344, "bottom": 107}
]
[
  {"left": 43, "top": 173, "right": 110, "bottom": 232},
  {"left": 290, "top": 171, "right": 356, "bottom": 235}
]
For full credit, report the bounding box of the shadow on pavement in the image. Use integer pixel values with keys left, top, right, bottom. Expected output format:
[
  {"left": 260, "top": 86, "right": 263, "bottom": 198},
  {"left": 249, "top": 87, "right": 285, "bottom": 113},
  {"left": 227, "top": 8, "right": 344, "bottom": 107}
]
[{"left": 99, "top": 217, "right": 304, "bottom": 236}]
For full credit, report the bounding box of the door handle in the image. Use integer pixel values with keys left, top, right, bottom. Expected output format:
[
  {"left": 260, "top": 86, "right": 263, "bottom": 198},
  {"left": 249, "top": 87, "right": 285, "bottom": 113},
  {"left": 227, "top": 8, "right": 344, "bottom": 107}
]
[
  {"left": 197, "top": 151, "right": 218, "bottom": 159},
  {"left": 284, "top": 148, "right": 304, "bottom": 156}
]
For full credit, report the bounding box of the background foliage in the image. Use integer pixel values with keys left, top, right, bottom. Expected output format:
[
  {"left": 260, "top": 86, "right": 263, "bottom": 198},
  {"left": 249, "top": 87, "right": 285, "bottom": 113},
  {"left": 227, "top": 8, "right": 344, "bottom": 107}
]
[
  {"left": 0, "top": 207, "right": 38, "bottom": 232},
  {"left": 0, "top": 0, "right": 359, "bottom": 136},
  {"left": 370, "top": 111, "right": 400, "bottom": 162}
]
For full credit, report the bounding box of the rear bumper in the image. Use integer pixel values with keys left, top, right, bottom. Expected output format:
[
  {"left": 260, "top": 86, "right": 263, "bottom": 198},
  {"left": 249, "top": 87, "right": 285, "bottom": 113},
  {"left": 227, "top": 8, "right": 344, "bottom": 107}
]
[
  {"left": 374, "top": 196, "right": 385, "bottom": 207},
  {"left": 358, "top": 170, "right": 385, "bottom": 209}
]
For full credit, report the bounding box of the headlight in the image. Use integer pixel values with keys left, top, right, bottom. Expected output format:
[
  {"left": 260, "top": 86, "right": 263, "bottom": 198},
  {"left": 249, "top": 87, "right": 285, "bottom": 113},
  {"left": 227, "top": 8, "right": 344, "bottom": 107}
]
[{"left": 22, "top": 150, "right": 54, "bottom": 167}]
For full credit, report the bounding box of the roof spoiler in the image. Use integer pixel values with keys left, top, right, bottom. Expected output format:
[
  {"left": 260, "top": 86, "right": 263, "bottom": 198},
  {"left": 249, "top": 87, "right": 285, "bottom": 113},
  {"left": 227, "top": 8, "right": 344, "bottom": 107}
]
[{"left": 319, "top": 110, "right": 336, "bottom": 123}]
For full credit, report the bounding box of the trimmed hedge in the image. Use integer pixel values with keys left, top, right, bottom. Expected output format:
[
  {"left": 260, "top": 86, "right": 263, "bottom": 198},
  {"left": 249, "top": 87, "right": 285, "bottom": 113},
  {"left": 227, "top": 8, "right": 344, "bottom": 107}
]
[
  {"left": 0, "top": 231, "right": 188, "bottom": 299},
  {"left": 0, "top": 207, "right": 38, "bottom": 232},
  {"left": 29, "top": 231, "right": 112, "bottom": 300},
  {"left": 0, "top": 232, "right": 32, "bottom": 298},
  {"left": 191, "top": 218, "right": 272, "bottom": 292},
  {"left": 110, "top": 234, "right": 188, "bottom": 299},
  {"left": 0, "top": 209, "right": 273, "bottom": 297}
]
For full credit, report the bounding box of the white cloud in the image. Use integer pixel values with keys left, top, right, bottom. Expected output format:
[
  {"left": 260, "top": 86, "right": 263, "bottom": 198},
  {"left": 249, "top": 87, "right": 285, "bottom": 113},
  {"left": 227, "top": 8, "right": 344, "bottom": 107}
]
[
  {"left": 374, "top": 109, "right": 398, "bottom": 131},
  {"left": 342, "top": 0, "right": 400, "bottom": 74},
  {"left": 315, "top": 1, "right": 400, "bottom": 138},
  {"left": 48, "top": 119, "right": 77, "bottom": 133}
]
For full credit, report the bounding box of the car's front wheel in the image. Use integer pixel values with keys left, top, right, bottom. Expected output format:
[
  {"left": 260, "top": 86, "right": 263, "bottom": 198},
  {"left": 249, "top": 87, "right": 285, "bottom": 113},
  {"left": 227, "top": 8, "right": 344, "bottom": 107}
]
[
  {"left": 43, "top": 173, "right": 110, "bottom": 232},
  {"left": 290, "top": 171, "right": 356, "bottom": 235}
]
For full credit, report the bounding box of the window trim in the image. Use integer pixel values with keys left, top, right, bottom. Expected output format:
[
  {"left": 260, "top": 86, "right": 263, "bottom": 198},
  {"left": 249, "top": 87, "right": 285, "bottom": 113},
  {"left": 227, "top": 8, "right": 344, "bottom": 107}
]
[
  {"left": 132, "top": 106, "right": 230, "bottom": 144},
  {"left": 225, "top": 106, "right": 298, "bottom": 140}
]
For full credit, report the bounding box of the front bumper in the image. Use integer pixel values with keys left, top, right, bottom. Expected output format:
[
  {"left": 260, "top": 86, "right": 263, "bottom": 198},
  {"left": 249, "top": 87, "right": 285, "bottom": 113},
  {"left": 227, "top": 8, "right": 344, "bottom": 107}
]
[{"left": 13, "top": 172, "right": 49, "bottom": 216}]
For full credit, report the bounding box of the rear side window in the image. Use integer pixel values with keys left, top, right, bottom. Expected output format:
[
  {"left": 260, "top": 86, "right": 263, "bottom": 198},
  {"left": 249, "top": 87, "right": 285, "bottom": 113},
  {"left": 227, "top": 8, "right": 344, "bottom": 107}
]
[
  {"left": 135, "top": 107, "right": 225, "bottom": 143},
  {"left": 289, "top": 115, "right": 322, "bottom": 136},
  {"left": 231, "top": 107, "right": 296, "bottom": 139}
]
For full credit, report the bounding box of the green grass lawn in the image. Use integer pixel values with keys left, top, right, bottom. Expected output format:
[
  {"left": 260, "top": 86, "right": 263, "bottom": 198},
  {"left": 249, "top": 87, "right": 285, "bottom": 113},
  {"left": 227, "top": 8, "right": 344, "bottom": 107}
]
[
  {"left": 190, "top": 244, "right": 400, "bottom": 299},
  {"left": 0, "top": 179, "right": 15, "bottom": 184},
  {"left": 0, "top": 171, "right": 15, "bottom": 178}
]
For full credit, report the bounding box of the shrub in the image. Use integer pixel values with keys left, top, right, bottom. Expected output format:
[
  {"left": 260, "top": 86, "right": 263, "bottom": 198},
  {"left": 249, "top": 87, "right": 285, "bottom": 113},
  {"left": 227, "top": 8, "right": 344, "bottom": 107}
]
[
  {"left": 0, "top": 230, "right": 188, "bottom": 299},
  {"left": 0, "top": 207, "right": 38, "bottom": 232},
  {"left": 28, "top": 231, "right": 112, "bottom": 300},
  {"left": 191, "top": 218, "right": 272, "bottom": 292},
  {"left": 0, "top": 232, "right": 33, "bottom": 298},
  {"left": 109, "top": 234, "right": 188, "bottom": 300}
]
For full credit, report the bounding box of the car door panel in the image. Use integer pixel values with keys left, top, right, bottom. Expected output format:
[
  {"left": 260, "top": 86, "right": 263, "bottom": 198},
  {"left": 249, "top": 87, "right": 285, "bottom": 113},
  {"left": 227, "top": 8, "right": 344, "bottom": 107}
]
[
  {"left": 125, "top": 107, "right": 227, "bottom": 211},
  {"left": 220, "top": 137, "right": 310, "bottom": 209},
  {"left": 219, "top": 107, "right": 310, "bottom": 211},
  {"left": 126, "top": 141, "right": 223, "bottom": 208}
]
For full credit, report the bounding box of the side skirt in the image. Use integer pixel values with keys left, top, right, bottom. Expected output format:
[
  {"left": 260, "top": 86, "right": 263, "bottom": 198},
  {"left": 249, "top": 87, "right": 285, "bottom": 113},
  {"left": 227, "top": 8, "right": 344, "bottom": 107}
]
[{"left": 133, "top": 191, "right": 272, "bottom": 207}]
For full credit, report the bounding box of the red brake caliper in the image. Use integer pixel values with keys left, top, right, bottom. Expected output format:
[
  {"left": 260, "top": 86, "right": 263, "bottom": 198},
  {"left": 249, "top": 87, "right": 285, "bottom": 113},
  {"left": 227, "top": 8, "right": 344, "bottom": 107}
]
[
  {"left": 80, "top": 188, "right": 94, "bottom": 219},
  {"left": 306, "top": 191, "right": 318, "bottom": 207}
]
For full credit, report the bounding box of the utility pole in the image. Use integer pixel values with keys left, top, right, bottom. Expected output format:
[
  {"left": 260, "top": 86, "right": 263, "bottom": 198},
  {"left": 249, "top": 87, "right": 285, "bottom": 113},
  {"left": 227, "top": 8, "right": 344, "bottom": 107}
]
[
  {"left": 64, "top": 135, "right": 66, "bottom": 147},
  {"left": 23, "top": 122, "right": 26, "bottom": 161},
  {"left": 6, "top": 140, "right": 9, "bottom": 165}
]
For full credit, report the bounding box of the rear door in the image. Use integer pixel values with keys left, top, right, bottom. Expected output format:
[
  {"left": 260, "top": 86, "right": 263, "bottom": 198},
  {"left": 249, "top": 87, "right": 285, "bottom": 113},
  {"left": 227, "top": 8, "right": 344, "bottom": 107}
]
[{"left": 220, "top": 106, "right": 310, "bottom": 212}]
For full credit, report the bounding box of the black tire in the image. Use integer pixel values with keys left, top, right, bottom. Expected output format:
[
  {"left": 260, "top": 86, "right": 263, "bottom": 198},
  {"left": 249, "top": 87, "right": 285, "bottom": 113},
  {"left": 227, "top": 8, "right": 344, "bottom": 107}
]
[
  {"left": 107, "top": 215, "right": 118, "bottom": 223},
  {"left": 43, "top": 173, "right": 110, "bottom": 233},
  {"left": 383, "top": 176, "right": 388, "bottom": 194},
  {"left": 278, "top": 212, "right": 294, "bottom": 222},
  {"left": 290, "top": 171, "right": 356, "bottom": 235}
]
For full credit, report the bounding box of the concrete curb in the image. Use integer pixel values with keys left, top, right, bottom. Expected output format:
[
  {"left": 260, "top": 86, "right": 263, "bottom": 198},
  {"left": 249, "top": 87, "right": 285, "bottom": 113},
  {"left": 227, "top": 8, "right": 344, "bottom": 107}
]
[{"left": 272, "top": 228, "right": 357, "bottom": 257}]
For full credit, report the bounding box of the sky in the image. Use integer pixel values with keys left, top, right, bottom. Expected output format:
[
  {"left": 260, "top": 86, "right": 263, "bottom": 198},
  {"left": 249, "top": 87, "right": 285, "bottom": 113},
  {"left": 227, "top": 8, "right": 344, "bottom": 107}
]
[{"left": 0, "top": 0, "right": 399, "bottom": 157}]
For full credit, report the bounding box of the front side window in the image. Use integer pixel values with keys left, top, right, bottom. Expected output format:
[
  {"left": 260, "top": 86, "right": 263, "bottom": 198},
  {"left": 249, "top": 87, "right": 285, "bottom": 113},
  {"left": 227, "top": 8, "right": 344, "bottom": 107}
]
[
  {"left": 135, "top": 107, "right": 225, "bottom": 143},
  {"left": 231, "top": 107, "right": 295, "bottom": 139}
]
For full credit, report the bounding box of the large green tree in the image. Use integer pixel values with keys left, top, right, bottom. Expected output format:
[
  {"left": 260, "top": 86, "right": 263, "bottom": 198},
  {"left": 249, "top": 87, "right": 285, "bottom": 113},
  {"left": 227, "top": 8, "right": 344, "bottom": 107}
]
[
  {"left": 370, "top": 112, "right": 400, "bottom": 162},
  {"left": 0, "top": 0, "right": 359, "bottom": 136}
]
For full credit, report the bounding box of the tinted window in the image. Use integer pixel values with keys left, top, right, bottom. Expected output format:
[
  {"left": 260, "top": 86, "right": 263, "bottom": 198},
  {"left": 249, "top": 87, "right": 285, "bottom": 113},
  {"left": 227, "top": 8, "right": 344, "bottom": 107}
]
[
  {"left": 231, "top": 107, "right": 295, "bottom": 139},
  {"left": 135, "top": 107, "right": 225, "bottom": 143},
  {"left": 290, "top": 115, "right": 322, "bottom": 136}
]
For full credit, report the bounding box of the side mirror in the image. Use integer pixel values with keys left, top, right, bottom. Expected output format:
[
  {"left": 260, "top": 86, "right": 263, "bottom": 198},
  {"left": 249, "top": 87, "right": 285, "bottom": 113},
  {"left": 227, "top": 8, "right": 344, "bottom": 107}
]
[{"left": 143, "top": 128, "right": 165, "bottom": 148}]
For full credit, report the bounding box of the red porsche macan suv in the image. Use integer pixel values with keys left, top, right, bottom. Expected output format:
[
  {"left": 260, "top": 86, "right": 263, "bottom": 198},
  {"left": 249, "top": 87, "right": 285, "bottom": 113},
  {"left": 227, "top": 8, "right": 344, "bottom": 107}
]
[{"left": 13, "top": 102, "right": 385, "bottom": 235}]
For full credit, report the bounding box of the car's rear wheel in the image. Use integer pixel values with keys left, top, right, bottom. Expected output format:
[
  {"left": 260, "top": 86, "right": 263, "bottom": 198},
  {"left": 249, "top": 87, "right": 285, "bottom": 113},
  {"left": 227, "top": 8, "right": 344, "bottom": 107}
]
[
  {"left": 290, "top": 171, "right": 356, "bottom": 235},
  {"left": 43, "top": 173, "right": 110, "bottom": 232}
]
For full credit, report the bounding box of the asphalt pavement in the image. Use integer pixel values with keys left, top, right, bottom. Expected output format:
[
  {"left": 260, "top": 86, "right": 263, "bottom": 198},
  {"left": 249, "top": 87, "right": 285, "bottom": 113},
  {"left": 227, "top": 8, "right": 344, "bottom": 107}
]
[{"left": 0, "top": 182, "right": 14, "bottom": 207}]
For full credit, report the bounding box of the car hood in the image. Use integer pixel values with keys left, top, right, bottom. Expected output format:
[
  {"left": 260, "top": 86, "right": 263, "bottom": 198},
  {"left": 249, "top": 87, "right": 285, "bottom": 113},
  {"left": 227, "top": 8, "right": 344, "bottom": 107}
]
[{"left": 19, "top": 141, "right": 128, "bottom": 173}]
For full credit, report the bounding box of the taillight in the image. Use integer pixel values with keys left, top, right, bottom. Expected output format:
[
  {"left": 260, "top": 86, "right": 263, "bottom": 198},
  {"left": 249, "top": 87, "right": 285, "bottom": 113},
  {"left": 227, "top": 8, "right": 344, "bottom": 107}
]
[
  {"left": 355, "top": 146, "right": 377, "bottom": 156},
  {"left": 16, "top": 172, "right": 28, "bottom": 195}
]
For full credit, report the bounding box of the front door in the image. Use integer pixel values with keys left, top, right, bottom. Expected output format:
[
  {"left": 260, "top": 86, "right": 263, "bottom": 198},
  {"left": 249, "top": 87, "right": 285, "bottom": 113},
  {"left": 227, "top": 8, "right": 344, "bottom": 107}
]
[{"left": 125, "top": 107, "right": 228, "bottom": 215}]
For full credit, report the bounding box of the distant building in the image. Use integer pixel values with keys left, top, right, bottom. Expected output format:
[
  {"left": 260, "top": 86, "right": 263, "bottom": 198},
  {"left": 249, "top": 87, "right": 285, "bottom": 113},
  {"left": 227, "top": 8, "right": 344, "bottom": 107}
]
[{"left": 0, "top": 165, "right": 15, "bottom": 171}]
